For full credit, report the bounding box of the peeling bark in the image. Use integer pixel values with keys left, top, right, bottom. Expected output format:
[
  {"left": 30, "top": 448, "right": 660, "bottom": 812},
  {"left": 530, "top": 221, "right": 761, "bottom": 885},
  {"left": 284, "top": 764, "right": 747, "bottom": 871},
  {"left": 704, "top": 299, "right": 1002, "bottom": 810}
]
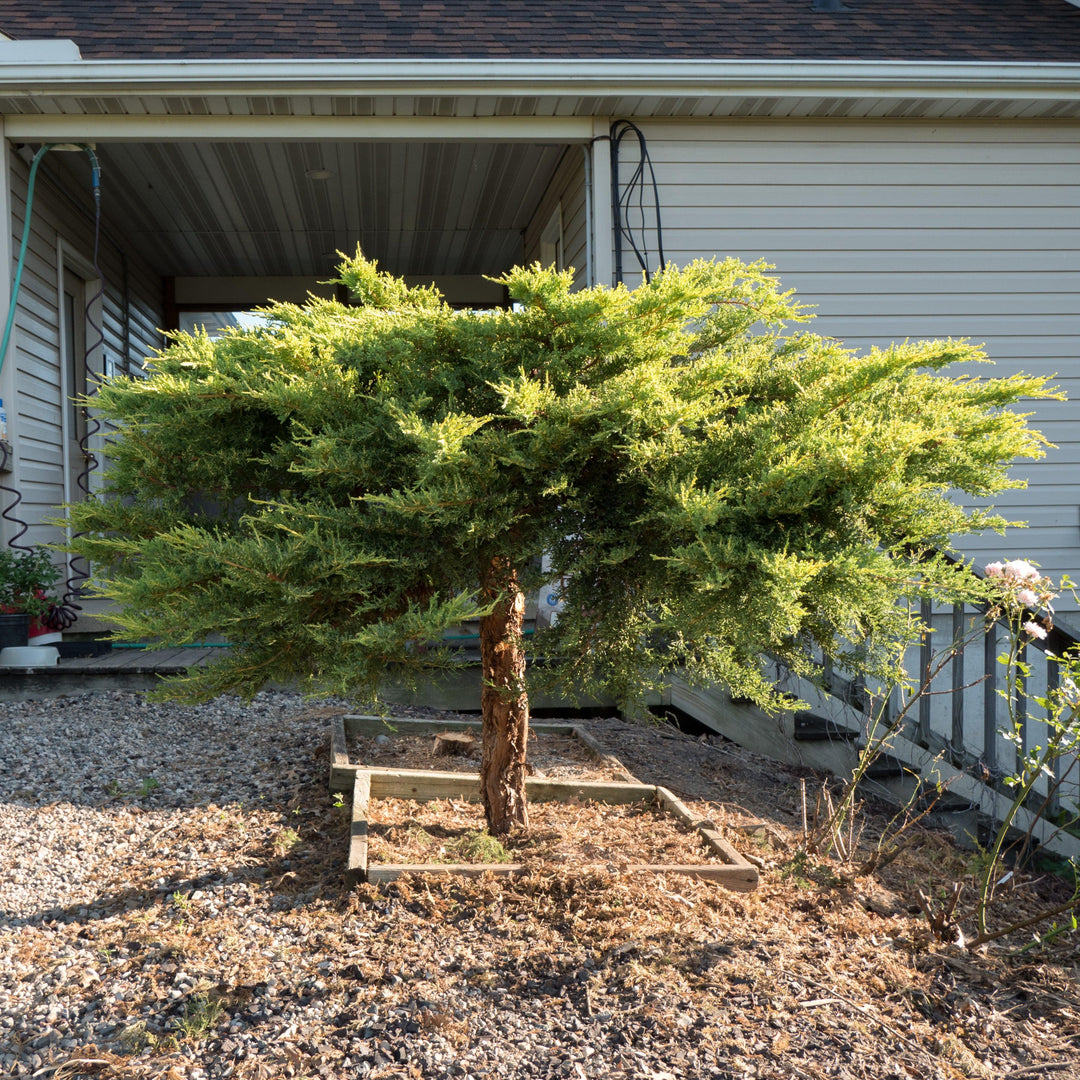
[{"left": 479, "top": 555, "right": 530, "bottom": 836}]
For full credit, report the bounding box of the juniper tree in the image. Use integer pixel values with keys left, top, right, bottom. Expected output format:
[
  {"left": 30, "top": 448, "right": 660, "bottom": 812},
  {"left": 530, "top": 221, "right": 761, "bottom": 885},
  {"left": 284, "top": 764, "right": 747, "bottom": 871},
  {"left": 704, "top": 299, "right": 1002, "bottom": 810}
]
[{"left": 68, "top": 252, "right": 1055, "bottom": 834}]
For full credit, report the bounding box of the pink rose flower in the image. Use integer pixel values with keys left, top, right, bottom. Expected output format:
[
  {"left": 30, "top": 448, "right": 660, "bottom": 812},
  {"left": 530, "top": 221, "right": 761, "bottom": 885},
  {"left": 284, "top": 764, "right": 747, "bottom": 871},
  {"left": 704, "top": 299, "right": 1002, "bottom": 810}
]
[
  {"left": 985, "top": 562, "right": 1004, "bottom": 578},
  {"left": 1017, "top": 588, "right": 1038, "bottom": 607},
  {"left": 1023, "top": 620, "right": 1048, "bottom": 640},
  {"left": 1004, "top": 559, "right": 1039, "bottom": 582}
]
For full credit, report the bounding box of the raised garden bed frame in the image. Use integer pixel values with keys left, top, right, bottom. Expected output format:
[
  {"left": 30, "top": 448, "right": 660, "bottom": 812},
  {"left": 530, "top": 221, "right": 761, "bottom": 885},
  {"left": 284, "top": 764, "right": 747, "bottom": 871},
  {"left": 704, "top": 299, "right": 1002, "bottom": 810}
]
[{"left": 330, "top": 715, "right": 759, "bottom": 892}]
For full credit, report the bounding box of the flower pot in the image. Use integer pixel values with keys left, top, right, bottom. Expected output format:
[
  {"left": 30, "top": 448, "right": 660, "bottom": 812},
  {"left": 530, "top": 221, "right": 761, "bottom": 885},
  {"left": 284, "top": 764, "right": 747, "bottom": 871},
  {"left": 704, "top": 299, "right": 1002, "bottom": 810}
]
[{"left": 0, "top": 612, "right": 31, "bottom": 650}]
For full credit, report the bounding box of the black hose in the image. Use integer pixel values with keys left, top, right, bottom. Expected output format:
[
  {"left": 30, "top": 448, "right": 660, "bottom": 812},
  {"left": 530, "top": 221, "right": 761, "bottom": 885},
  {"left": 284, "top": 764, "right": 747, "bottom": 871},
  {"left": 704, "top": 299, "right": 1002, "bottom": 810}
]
[{"left": 610, "top": 120, "right": 666, "bottom": 284}]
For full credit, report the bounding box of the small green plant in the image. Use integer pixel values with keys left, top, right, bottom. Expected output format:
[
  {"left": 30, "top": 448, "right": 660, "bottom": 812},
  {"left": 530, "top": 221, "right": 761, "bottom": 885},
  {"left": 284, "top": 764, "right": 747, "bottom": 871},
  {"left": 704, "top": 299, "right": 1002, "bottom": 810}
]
[
  {"left": 169, "top": 890, "right": 192, "bottom": 931},
  {"left": 778, "top": 851, "right": 815, "bottom": 889},
  {"left": 446, "top": 829, "right": 514, "bottom": 863},
  {"left": 404, "top": 822, "right": 437, "bottom": 847},
  {"left": 119, "top": 1019, "right": 172, "bottom": 1053},
  {"left": 174, "top": 994, "right": 223, "bottom": 1042},
  {"left": 779, "top": 850, "right": 842, "bottom": 889},
  {"left": 271, "top": 827, "right": 301, "bottom": 856},
  {"left": 964, "top": 843, "right": 996, "bottom": 881},
  {"left": 118, "top": 1020, "right": 151, "bottom": 1052},
  {"left": 332, "top": 791, "right": 347, "bottom": 809},
  {"left": 0, "top": 546, "right": 59, "bottom": 618},
  {"left": 105, "top": 776, "right": 161, "bottom": 799}
]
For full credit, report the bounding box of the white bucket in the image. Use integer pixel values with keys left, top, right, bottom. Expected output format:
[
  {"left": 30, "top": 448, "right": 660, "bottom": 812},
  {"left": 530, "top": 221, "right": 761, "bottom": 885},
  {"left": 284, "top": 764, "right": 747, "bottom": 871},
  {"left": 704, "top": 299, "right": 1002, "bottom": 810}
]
[{"left": 0, "top": 645, "right": 59, "bottom": 667}]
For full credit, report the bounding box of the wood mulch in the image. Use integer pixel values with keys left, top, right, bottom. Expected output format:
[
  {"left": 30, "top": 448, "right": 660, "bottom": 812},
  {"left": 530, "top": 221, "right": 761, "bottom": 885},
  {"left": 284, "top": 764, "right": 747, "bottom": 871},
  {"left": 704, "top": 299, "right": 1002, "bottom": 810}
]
[
  {"left": 3, "top": 698, "right": 1078, "bottom": 1080},
  {"left": 367, "top": 795, "right": 719, "bottom": 867}
]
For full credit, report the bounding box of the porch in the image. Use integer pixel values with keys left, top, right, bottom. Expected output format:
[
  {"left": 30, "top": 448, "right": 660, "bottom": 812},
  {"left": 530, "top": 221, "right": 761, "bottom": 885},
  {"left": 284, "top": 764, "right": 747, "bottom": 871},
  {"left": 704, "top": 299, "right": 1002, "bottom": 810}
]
[
  {"left": 0, "top": 113, "right": 620, "bottom": 636},
  {"left": 0, "top": 643, "right": 227, "bottom": 700}
]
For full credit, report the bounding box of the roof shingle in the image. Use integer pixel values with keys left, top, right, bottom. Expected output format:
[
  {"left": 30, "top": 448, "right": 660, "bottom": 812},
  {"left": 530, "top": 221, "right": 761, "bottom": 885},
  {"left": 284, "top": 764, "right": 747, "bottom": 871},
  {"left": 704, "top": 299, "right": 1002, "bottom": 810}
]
[{"left": 1, "top": 1, "right": 1079, "bottom": 62}]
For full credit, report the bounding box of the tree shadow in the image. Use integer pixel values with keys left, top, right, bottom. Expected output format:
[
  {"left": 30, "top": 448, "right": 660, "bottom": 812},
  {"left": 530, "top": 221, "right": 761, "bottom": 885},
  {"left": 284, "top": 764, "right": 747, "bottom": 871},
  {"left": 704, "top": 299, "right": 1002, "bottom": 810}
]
[{"left": 2, "top": 776, "right": 350, "bottom": 930}]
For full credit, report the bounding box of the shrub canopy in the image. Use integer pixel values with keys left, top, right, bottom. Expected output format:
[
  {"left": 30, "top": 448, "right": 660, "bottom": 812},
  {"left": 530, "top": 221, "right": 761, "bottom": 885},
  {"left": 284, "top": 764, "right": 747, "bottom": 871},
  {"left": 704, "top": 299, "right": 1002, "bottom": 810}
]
[{"left": 69, "top": 253, "right": 1055, "bottom": 710}]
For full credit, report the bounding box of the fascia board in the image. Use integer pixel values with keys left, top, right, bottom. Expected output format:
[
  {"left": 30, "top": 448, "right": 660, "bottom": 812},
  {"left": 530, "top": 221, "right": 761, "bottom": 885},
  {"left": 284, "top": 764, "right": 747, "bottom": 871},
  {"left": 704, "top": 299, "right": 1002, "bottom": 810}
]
[{"left": 0, "top": 56, "right": 1079, "bottom": 102}]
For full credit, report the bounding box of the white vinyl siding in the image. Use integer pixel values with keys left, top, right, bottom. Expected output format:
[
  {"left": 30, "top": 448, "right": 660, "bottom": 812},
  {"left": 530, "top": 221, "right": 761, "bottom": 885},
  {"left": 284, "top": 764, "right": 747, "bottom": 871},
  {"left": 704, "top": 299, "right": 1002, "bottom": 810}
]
[
  {"left": 7, "top": 153, "right": 164, "bottom": 549},
  {"left": 613, "top": 120, "right": 1080, "bottom": 610},
  {"left": 525, "top": 147, "right": 588, "bottom": 289}
]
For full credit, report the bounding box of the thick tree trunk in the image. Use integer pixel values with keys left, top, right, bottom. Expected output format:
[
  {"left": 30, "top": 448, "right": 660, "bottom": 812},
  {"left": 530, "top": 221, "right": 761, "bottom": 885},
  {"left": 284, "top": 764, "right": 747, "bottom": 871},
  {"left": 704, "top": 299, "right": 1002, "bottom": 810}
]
[{"left": 479, "top": 555, "right": 530, "bottom": 836}]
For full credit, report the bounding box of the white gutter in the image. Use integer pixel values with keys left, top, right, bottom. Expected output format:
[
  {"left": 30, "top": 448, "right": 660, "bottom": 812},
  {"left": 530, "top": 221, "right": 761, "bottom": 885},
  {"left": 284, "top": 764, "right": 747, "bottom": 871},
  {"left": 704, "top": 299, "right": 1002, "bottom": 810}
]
[{"left": 0, "top": 50, "right": 1079, "bottom": 101}]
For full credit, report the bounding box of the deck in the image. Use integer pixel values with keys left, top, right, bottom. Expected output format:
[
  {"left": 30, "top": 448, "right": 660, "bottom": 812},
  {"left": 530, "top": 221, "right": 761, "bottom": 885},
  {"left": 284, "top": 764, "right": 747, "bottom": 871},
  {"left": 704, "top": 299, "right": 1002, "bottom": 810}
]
[{"left": 0, "top": 646, "right": 227, "bottom": 700}]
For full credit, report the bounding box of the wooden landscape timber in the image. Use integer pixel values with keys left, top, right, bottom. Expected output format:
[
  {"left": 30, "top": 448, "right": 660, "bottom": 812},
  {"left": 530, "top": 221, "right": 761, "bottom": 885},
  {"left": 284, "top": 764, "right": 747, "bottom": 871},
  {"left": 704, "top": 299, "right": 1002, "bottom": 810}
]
[
  {"left": 329, "top": 713, "right": 634, "bottom": 792},
  {"left": 654, "top": 785, "right": 754, "bottom": 870},
  {"left": 348, "top": 769, "right": 371, "bottom": 889}
]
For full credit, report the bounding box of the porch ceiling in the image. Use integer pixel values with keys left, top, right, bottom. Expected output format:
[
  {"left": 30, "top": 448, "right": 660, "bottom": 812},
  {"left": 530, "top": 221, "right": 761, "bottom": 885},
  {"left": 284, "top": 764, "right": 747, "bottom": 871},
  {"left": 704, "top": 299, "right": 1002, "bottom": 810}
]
[{"left": 46, "top": 139, "right": 569, "bottom": 279}]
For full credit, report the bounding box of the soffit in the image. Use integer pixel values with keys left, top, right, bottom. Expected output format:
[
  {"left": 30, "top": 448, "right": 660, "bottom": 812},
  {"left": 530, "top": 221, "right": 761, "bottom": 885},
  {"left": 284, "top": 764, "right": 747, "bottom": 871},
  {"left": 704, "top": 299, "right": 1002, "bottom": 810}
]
[{"left": 4, "top": 91, "right": 1080, "bottom": 121}]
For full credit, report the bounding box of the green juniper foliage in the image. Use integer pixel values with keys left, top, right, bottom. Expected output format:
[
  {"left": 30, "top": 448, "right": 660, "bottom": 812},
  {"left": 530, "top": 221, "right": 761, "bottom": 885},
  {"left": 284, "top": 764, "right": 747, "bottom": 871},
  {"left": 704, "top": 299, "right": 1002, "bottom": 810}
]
[{"left": 69, "top": 252, "right": 1055, "bottom": 711}]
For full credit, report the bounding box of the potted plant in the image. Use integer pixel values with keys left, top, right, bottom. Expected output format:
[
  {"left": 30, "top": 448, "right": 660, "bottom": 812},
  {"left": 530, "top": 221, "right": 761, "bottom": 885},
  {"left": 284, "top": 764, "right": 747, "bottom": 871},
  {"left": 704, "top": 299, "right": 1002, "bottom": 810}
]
[{"left": 0, "top": 547, "right": 60, "bottom": 649}]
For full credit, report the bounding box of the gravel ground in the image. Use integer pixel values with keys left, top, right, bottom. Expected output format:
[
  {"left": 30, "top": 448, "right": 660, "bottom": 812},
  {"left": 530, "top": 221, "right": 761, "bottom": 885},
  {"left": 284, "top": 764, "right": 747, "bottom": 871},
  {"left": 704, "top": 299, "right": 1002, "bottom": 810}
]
[
  {"left": 1, "top": 689, "right": 1078, "bottom": 1080},
  {"left": 0, "top": 690, "right": 352, "bottom": 1077}
]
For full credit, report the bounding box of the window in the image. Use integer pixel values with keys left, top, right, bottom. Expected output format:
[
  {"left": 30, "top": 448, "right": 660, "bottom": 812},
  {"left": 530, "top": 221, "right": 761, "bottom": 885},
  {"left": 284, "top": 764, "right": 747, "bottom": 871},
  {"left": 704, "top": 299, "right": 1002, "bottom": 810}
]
[
  {"left": 539, "top": 204, "right": 564, "bottom": 271},
  {"left": 177, "top": 310, "right": 272, "bottom": 339}
]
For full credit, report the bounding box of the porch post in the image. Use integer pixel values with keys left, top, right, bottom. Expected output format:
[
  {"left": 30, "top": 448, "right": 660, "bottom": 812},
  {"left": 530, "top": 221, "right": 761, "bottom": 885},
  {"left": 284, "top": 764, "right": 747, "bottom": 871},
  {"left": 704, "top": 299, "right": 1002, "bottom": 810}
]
[
  {"left": 0, "top": 126, "right": 21, "bottom": 547},
  {"left": 590, "top": 118, "right": 614, "bottom": 287}
]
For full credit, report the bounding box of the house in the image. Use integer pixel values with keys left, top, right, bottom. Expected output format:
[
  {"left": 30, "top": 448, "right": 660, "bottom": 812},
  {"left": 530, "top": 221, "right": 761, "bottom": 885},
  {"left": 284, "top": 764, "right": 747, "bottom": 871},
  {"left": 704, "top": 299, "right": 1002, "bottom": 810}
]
[{"left": 0, "top": 0, "right": 1078, "bottom": 636}]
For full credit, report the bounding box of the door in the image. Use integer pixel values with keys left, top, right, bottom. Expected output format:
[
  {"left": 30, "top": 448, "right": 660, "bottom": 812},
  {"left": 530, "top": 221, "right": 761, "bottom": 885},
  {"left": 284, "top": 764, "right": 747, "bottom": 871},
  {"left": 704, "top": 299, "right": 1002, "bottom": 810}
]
[{"left": 58, "top": 248, "right": 103, "bottom": 607}]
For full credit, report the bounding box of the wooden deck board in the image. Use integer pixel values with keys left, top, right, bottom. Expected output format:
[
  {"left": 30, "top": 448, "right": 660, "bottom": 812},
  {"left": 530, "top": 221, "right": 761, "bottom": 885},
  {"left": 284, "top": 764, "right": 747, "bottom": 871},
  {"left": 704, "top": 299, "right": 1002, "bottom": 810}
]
[
  {"left": 0, "top": 645, "right": 228, "bottom": 696},
  {"left": 58, "top": 646, "right": 225, "bottom": 673},
  {"left": 66, "top": 648, "right": 164, "bottom": 671}
]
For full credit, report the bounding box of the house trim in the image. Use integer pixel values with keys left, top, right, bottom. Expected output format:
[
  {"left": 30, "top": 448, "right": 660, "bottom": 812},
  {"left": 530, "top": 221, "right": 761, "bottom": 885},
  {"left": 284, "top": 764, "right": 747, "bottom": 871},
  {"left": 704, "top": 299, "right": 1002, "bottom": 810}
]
[
  {"left": 0, "top": 57, "right": 1079, "bottom": 99},
  {"left": 3, "top": 115, "right": 596, "bottom": 142}
]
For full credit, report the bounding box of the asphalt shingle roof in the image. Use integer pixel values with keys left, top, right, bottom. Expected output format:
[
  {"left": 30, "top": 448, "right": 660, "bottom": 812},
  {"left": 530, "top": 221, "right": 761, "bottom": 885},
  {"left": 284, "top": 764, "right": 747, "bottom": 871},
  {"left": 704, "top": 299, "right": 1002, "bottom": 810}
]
[{"left": 1, "top": 1, "right": 1079, "bottom": 62}]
